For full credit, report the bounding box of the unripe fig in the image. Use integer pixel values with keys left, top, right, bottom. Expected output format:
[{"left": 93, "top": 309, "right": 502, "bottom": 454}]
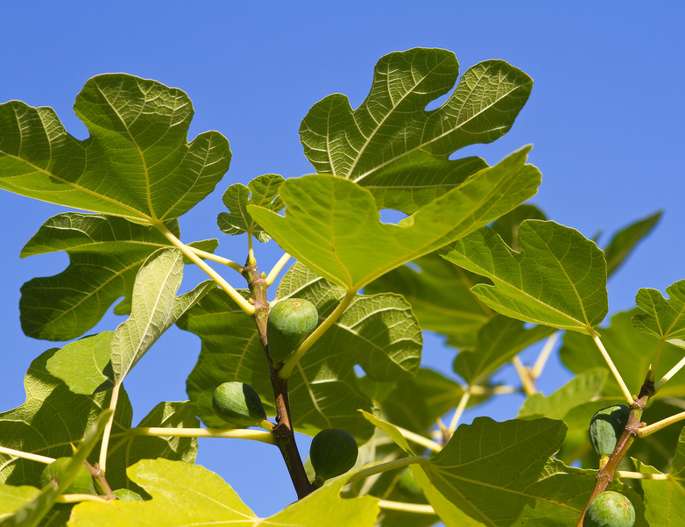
[
  {"left": 584, "top": 491, "right": 635, "bottom": 527},
  {"left": 589, "top": 405, "right": 630, "bottom": 457},
  {"left": 267, "top": 298, "right": 318, "bottom": 363},
  {"left": 310, "top": 428, "right": 358, "bottom": 482},
  {"left": 113, "top": 488, "right": 144, "bottom": 501},
  {"left": 212, "top": 382, "right": 266, "bottom": 427},
  {"left": 40, "top": 457, "right": 95, "bottom": 495}
]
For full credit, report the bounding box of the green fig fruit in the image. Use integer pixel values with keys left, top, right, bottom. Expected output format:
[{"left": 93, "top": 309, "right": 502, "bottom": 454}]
[
  {"left": 310, "top": 428, "right": 358, "bottom": 482},
  {"left": 40, "top": 457, "right": 95, "bottom": 495},
  {"left": 589, "top": 405, "right": 630, "bottom": 457},
  {"left": 113, "top": 488, "right": 144, "bottom": 501},
  {"left": 584, "top": 491, "right": 635, "bottom": 527},
  {"left": 267, "top": 298, "right": 318, "bottom": 363},
  {"left": 212, "top": 381, "right": 267, "bottom": 427}
]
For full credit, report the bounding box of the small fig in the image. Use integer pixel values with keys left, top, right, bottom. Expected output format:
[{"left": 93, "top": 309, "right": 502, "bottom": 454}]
[
  {"left": 113, "top": 488, "right": 144, "bottom": 501},
  {"left": 309, "top": 428, "right": 358, "bottom": 482},
  {"left": 584, "top": 491, "right": 635, "bottom": 527},
  {"left": 212, "top": 382, "right": 266, "bottom": 427},
  {"left": 40, "top": 457, "right": 95, "bottom": 495},
  {"left": 268, "top": 298, "right": 318, "bottom": 363},
  {"left": 589, "top": 405, "right": 630, "bottom": 457}
]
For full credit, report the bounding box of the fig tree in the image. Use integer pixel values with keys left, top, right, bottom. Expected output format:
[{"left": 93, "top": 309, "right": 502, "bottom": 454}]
[
  {"left": 40, "top": 457, "right": 95, "bottom": 495},
  {"left": 267, "top": 298, "right": 318, "bottom": 363},
  {"left": 309, "top": 428, "right": 358, "bottom": 482},
  {"left": 584, "top": 491, "right": 635, "bottom": 527},
  {"left": 589, "top": 405, "right": 630, "bottom": 457},
  {"left": 212, "top": 381, "right": 267, "bottom": 427}
]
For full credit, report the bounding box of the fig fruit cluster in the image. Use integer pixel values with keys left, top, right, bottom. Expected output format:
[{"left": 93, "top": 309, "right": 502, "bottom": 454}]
[
  {"left": 589, "top": 405, "right": 630, "bottom": 457},
  {"left": 584, "top": 491, "right": 635, "bottom": 527},
  {"left": 267, "top": 298, "right": 318, "bottom": 364},
  {"left": 212, "top": 381, "right": 267, "bottom": 427}
]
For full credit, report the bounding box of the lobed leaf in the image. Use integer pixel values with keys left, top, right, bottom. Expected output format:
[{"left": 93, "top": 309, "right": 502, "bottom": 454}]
[
  {"left": 250, "top": 147, "right": 540, "bottom": 292},
  {"left": 444, "top": 220, "right": 608, "bottom": 334},
  {"left": 217, "top": 173, "right": 284, "bottom": 242},
  {"left": 633, "top": 279, "right": 685, "bottom": 349},
  {"left": 300, "top": 48, "right": 532, "bottom": 213},
  {"left": 0, "top": 74, "right": 230, "bottom": 223},
  {"left": 603, "top": 211, "right": 662, "bottom": 277},
  {"left": 20, "top": 212, "right": 216, "bottom": 341}
]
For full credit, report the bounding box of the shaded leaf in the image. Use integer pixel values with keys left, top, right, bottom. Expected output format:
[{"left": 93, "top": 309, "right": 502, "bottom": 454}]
[
  {"left": 633, "top": 280, "right": 685, "bottom": 349},
  {"left": 300, "top": 48, "right": 531, "bottom": 213},
  {"left": 445, "top": 220, "right": 608, "bottom": 334},
  {"left": 250, "top": 147, "right": 540, "bottom": 292},
  {"left": 453, "top": 315, "right": 553, "bottom": 385},
  {"left": 561, "top": 311, "right": 685, "bottom": 399},
  {"left": 46, "top": 332, "right": 113, "bottom": 395},
  {"left": 69, "top": 458, "right": 379, "bottom": 526},
  {"left": 217, "top": 173, "right": 284, "bottom": 242},
  {"left": 20, "top": 212, "right": 216, "bottom": 341},
  {"left": 604, "top": 211, "right": 662, "bottom": 277},
  {"left": 0, "top": 74, "right": 230, "bottom": 223},
  {"left": 490, "top": 204, "right": 546, "bottom": 250}
]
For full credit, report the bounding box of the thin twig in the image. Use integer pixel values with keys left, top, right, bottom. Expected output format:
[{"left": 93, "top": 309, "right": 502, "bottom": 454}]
[
  {"left": 378, "top": 499, "right": 435, "bottom": 515},
  {"left": 513, "top": 356, "right": 537, "bottom": 395},
  {"left": 591, "top": 333, "right": 634, "bottom": 404},
  {"left": 98, "top": 385, "right": 120, "bottom": 472},
  {"left": 188, "top": 246, "right": 243, "bottom": 273},
  {"left": 447, "top": 390, "right": 471, "bottom": 434},
  {"left": 348, "top": 456, "right": 424, "bottom": 485},
  {"left": 617, "top": 470, "right": 669, "bottom": 480},
  {"left": 637, "top": 410, "right": 685, "bottom": 438},
  {"left": 129, "top": 427, "right": 275, "bottom": 444},
  {"left": 279, "top": 291, "right": 356, "bottom": 379},
  {"left": 157, "top": 223, "right": 255, "bottom": 315},
  {"left": 0, "top": 446, "right": 54, "bottom": 465},
  {"left": 531, "top": 332, "right": 560, "bottom": 378},
  {"left": 56, "top": 494, "right": 109, "bottom": 504},
  {"left": 393, "top": 425, "right": 442, "bottom": 453},
  {"left": 656, "top": 355, "right": 685, "bottom": 390},
  {"left": 266, "top": 253, "right": 291, "bottom": 286}
]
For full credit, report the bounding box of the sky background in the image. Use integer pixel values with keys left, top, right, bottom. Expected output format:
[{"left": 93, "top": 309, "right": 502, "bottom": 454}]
[{"left": 0, "top": 0, "right": 683, "bottom": 517}]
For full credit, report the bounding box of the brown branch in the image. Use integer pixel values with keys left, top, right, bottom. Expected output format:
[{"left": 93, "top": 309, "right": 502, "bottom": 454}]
[
  {"left": 243, "top": 261, "right": 313, "bottom": 500},
  {"left": 575, "top": 369, "right": 655, "bottom": 527},
  {"left": 85, "top": 461, "right": 114, "bottom": 500}
]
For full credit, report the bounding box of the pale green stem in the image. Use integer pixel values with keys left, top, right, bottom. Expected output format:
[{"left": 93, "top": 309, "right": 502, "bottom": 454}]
[
  {"left": 378, "top": 500, "right": 435, "bottom": 515},
  {"left": 57, "top": 494, "right": 110, "bottom": 504},
  {"left": 656, "top": 355, "right": 685, "bottom": 390},
  {"left": 513, "top": 356, "right": 537, "bottom": 395},
  {"left": 98, "top": 384, "right": 120, "bottom": 472},
  {"left": 157, "top": 224, "right": 255, "bottom": 316},
  {"left": 279, "top": 291, "right": 356, "bottom": 379},
  {"left": 348, "top": 456, "right": 424, "bottom": 484},
  {"left": 129, "top": 427, "right": 275, "bottom": 444},
  {"left": 265, "top": 253, "right": 291, "bottom": 286},
  {"left": 592, "top": 334, "right": 634, "bottom": 404},
  {"left": 188, "top": 246, "right": 243, "bottom": 273},
  {"left": 469, "top": 385, "right": 518, "bottom": 396},
  {"left": 531, "top": 332, "right": 560, "bottom": 378},
  {"left": 447, "top": 390, "right": 471, "bottom": 434},
  {"left": 394, "top": 425, "right": 442, "bottom": 453},
  {"left": 617, "top": 470, "right": 669, "bottom": 480},
  {"left": 0, "top": 446, "right": 54, "bottom": 465},
  {"left": 637, "top": 410, "right": 685, "bottom": 438}
]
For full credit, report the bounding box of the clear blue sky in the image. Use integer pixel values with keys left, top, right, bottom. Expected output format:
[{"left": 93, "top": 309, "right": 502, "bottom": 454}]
[{"left": 1, "top": 0, "right": 683, "bottom": 516}]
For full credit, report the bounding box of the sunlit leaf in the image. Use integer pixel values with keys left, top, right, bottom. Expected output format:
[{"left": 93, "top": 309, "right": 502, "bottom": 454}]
[
  {"left": 46, "top": 332, "right": 113, "bottom": 395},
  {"left": 445, "top": 220, "right": 608, "bottom": 334},
  {"left": 69, "top": 458, "right": 379, "bottom": 526},
  {"left": 633, "top": 280, "right": 685, "bottom": 349},
  {"left": 217, "top": 173, "right": 284, "bottom": 242},
  {"left": 300, "top": 48, "right": 531, "bottom": 213},
  {"left": 251, "top": 147, "right": 540, "bottom": 292},
  {"left": 604, "top": 211, "right": 662, "bottom": 277},
  {"left": 0, "top": 75, "right": 230, "bottom": 223}
]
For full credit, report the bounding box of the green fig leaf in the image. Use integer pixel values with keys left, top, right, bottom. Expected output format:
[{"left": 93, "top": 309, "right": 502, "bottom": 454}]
[
  {"left": 444, "top": 220, "right": 608, "bottom": 334},
  {"left": 300, "top": 48, "right": 531, "bottom": 213},
  {"left": 0, "top": 74, "right": 230, "bottom": 223},
  {"left": 20, "top": 212, "right": 216, "bottom": 341},
  {"left": 633, "top": 280, "right": 685, "bottom": 349},
  {"left": 69, "top": 458, "right": 379, "bottom": 526},
  {"left": 603, "top": 211, "right": 662, "bottom": 277},
  {"left": 250, "top": 148, "right": 540, "bottom": 292},
  {"left": 46, "top": 332, "right": 113, "bottom": 395},
  {"left": 217, "top": 173, "right": 284, "bottom": 242}
]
